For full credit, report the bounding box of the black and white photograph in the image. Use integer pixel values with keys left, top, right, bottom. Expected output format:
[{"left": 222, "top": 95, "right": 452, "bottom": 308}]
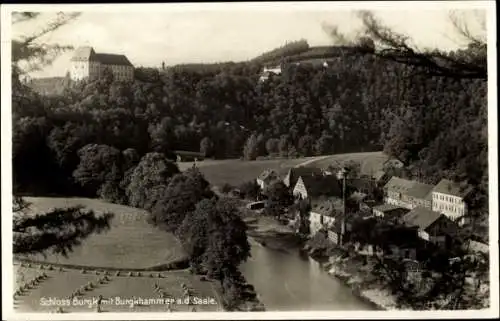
[{"left": 1, "top": 1, "right": 498, "bottom": 319}]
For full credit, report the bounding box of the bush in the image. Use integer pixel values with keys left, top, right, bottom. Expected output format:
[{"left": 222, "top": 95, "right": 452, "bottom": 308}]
[{"left": 220, "top": 183, "right": 233, "bottom": 194}]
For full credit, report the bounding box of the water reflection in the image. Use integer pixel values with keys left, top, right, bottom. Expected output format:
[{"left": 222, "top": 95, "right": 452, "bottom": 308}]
[{"left": 240, "top": 239, "right": 375, "bottom": 311}]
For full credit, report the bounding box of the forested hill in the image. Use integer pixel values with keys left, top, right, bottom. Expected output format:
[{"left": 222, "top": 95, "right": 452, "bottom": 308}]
[{"left": 14, "top": 42, "right": 487, "bottom": 216}]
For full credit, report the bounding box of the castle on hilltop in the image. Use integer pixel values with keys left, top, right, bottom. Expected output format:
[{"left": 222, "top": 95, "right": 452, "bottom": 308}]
[{"left": 70, "top": 46, "right": 134, "bottom": 82}]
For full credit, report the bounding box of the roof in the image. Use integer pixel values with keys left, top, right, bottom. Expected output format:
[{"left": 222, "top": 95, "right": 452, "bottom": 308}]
[
  {"left": 384, "top": 176, "right": 414, "bottom": 193},
  {"left": 258, "top": 169, "right": 279, "bottom": 182},
  {"left": 466, "top": 240, "right": 489, "bottom": 254},
  {"left": 174, "top": 150, "right": 205, "bottom": 157},
  {"left": 384, "top": 158, "right": 404, "bottom": 166},
  {"left": 71, "top": 46, "right": 95, "bottom": 61},
  {"left": 406, "top": 181, "right": 434, "bottom": 200},
  {"left": 91, "top": 53, "right": 133, "bottom": 66},
  {"left": 372, "top": 204, "right": 407, "bottom": 213},
  {"left": 373, "top": 170, "right": 387, "bottom": 181},
  {"left": 71, "top": 46, "right": 133, "bottom": 66},
  {"left": 401, "top": 207, "right": 444, "bottom": 231},
  {"left": 299, "top": 175, "right": 342, "bottom": 198},
  {"left": 349, "top": 192, "right": 368, "bottom": 203},
  {"left": 432, "top": 179, "right": 473, "bottom": 198},
  {"left": 289, "top": 166, "right": 323, "bottom": 177},
  {"left": 310, "top": 197, "right": 343, "bottom": 217}
]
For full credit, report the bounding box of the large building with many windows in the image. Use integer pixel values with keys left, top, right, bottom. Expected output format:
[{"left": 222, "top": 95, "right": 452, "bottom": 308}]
[
  {"left": 431, "top": 179, "right": 472, "bottom": 223},
  {"left": 70, "top": 46, "right": 134, "bottom": 82}
]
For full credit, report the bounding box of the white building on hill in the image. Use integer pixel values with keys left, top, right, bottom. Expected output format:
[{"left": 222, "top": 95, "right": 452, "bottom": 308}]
[{"left": 70, "top": 46, "right": 134, "bottom": 82}]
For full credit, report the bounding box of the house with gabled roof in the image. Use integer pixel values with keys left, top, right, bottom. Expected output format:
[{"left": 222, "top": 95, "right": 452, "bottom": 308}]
[
  {"left": 308, "top": 197, "right": 344, "bottom": 235},
  {"left": 383, "top": 177, "right": 433, "bottom": 210},
  {"left": 284, "top": 166, "right": 323, "bottom": 189},
  {"left": 431, "top": 178, "right": 473, "bottom": 223},
  {"left": 401, "top": 207, "right": 457, "bottom": 247},
  {"left": 292, "top": 174, "right": 342, "bottom": 200},
  {"left": 256, "top": 169, "right": 280, "bottom": 190},
  {"left": 372, "top": 204, "right": 411, "bottom": 221},
  {"left": 70, "top": 46, "right": 134, "bottom": 82}
]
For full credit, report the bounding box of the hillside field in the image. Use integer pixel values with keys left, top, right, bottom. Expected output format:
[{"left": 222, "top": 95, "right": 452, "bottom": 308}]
[
  {"left": 178, "top": 152, "right": 388, "bottom": 187},
  {"left": 13, "top": 197, "right": 222, "bottom": 312},
  {"left": 17, "top": 197, "right": 188, "bottom": 270}
]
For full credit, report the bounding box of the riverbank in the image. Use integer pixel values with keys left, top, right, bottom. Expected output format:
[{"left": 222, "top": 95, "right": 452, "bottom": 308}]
[
  {"left": 303, "top": 234, "right": 396, "bottom": 310},
  {"left": 244, "top": 214, "right": 393, "bottom": 310}
]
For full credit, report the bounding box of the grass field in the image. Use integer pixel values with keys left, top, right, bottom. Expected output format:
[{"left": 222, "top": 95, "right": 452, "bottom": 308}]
[
  {"left": 13, "top": 264, "right": 221, "bottom": 312},
  {"left": 13, "top": 197, "right": 222, "bottom": 312},
  {"left": 17, "top": 197, "right": 188, "bottom": 270},
  {"left": 303, "top": 151, "right": 389, "bottom": 176},
  {"left": 178, "top": 152, "right": 388, "bottom": 187}
]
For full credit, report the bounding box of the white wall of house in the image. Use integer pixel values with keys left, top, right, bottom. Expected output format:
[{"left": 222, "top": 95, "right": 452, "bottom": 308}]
[
  {"left": 293, "top": 178, "right": 308, "bottom": 199},
  {"left": 417, "top": 229, "right": 430, "bottom": 241},
  {"left": 309, "top": 211, "right": 336, "bottom": 235},
  {"left": 256, "top": 178, "right": 265, "bottom": 190},
  {"left": 70, "top": 60, "right": 90, "bottom": 81},
  {"left": 432, "top": 192, "right": 467, "bottom": 221}
]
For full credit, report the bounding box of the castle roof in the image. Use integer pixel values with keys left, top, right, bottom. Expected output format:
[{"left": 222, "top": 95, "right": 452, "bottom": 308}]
[{"left": 71, "top": 46, "right": 133, "bottom": 66}]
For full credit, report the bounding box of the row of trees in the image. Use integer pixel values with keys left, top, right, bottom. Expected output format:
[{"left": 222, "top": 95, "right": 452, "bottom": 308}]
[{"left": 71, "top": 145, "right": 255, "bottom": 310}]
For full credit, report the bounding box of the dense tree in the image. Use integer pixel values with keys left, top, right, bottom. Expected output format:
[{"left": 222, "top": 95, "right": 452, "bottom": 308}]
[
  {"left": 243, "top": 133, "right": 259, "bottom": 160},
  {"left": 199, "top": 136, "right": 214, "bottom": 157},
  {"left": 73, "top": 144, "right": 124, "bottom": 199},
  {"left": 150, "top": 167, "right": 215, "bottom": 231},
  {"left": 125, "top": 152, "right": 180, "bottom": 209}
]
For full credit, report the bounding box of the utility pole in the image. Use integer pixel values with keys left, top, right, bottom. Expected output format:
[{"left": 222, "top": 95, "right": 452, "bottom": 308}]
[{"left": 337, "top": 167, "right": 348, "bottom": 246}]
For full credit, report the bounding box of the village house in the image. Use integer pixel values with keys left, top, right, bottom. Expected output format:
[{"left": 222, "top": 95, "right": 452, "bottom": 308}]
[
  {"left": 174, "top": 150, "right": 205, "bottom": 162},
  {"left": 70, "top": 46, "right": 134, "bottom": 82},
  {"left": 283, "top": 166, "right": 324, "bottom": 189},
  {"left": 256, "top": 169, "right": 280, "bottom": 190},
  {"left": 401, "top": 206, "right": 457, "bottom": 248},
  {"left": 383, "top": 177, "right": 433, "bottom": 210},
  {"left": 259, "top": 66, "right": 282, "bottom": 82},
  {"left": 372, "top": 170, "right": 390, "bottom": 187},
  {"left": 431, "top": 178, "right": 473, "bottom": 224},
  {"left": 292, "top": 174, "right": 341, "bottom": 200},
  {"left": 308, "top": 197, "right": 343, "bottom": 235},
  {"left": 383, "top": 157, "right": 405, "bottom": 169},
  {"left": 372, "top": 204, "right": 411, "bottom": 221}
]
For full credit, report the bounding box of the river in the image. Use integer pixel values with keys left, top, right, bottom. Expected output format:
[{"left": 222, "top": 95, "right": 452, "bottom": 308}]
[{"left": 240, "top": 239, "right": 376, "bottom": 311}]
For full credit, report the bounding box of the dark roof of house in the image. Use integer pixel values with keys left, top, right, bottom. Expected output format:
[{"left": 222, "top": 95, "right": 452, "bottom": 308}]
[
  {"left": 372, "top": 204, "right": 407, "bottom": 213},
  {"left": 91, "top": 53, "right": 133, "bottom": 66},
  {"left": 401, "top": 207, "right": 444, "bottom": 231},
  {"left": 310, "top": 197, "right": 343, "bottom": 217},
  {"left": 71, "top": 47, "right": 133, "bottom": 66},
  {"left": 347, "top": 178, "right": 375, "bottom": 192},
  {"left": 257, "top": 169, "right": 280, "bottom": 182},
  {"left": 299, "top": 174, "right": 342, "bottom": 198},
  {"left": 174, "top": 150, "right": 205, "bottom": 157},
  {"left": 289, "top": 166, "right": 323, "bottom": 178},
  {"left": 432, "top": 179, "right": 473, "bottom": 198},
  {"left": 407, "top": 181, "right": 434, "bottom": 200}
]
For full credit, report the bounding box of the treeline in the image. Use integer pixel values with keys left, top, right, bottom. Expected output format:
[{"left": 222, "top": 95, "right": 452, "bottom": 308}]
[
  {"left": 70, "top": 145, "right": 258, "bottom": 310},
  {"left": 251, "top": 39, "right": 310, "bottom": 65},
  {"left": 15, "top": 42, "right": 487, "bottom": 219}
]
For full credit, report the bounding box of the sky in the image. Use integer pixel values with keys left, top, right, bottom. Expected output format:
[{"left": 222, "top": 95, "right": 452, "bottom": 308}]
[{"left": 9, "top": 2, "right": 488, "bottom": 78}]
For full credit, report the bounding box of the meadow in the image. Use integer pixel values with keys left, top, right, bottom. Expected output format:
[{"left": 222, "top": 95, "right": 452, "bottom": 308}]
[
  {"left": 17, "top": 197, "right": 188, "bottom": 270},
  {"left": 177, "top": 152, "right": 388, "bottom": 187},
  {"left": 13, "top": 197, "right": 222, "bottom": 312}
]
